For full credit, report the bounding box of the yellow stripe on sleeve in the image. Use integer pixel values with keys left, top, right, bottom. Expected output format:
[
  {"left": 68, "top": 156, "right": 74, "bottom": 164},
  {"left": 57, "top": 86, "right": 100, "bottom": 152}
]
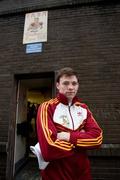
[
  {"left": 77, "top": 133, "right": 103, "bottom": 147},
  {"left": 40, "top": 100, "right": 73, "bottom": 151}
]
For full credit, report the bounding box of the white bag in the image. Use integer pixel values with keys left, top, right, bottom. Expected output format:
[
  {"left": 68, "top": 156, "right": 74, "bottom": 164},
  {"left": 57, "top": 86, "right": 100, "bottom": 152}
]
[{"left": 30, "top": 143, "right": 49, "bottom": 170}]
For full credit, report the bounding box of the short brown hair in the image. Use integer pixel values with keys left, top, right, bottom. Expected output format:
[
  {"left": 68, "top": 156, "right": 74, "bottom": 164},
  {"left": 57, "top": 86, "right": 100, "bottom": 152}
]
[{"left": 56, "top": 67, "right": 79, "bottom": 83}]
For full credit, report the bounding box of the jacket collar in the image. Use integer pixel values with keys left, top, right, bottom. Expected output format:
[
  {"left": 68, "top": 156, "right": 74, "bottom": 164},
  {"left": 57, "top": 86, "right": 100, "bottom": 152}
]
[{"left": 57, "top": 93, "right": 79, "bottom": 105}]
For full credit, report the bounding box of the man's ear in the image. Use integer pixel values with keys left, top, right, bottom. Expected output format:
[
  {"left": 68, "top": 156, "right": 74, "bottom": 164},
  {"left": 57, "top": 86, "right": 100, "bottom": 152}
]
[{"left": 56, "top": 82, "right": 59, "bottom": 90}]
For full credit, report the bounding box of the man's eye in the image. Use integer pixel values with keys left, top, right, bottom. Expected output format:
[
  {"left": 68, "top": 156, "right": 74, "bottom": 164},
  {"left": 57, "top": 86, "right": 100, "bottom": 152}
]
[
  {"left": 72, "top": 82, "right": 78, "bottom": 86},
  {"left": 62, "top": 82, "right": 78, "bottom": 86},
  {"left": 63, "top": 82, "right": 69, "bottom": 86}
]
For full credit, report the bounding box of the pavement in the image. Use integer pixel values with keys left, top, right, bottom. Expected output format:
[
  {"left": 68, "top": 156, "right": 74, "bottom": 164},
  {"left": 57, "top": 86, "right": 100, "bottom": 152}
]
[{"left": 15, "top": 157, "right": 41, "bottom": 180}]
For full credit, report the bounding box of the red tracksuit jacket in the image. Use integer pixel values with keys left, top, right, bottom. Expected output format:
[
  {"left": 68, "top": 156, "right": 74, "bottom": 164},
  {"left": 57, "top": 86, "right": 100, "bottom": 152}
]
[{"left": 37, "top": 93, "right": 103, "bottom": 180}]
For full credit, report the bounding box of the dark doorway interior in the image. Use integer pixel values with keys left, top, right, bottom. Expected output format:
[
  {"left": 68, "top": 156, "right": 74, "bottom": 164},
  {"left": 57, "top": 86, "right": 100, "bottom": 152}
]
[
  {"left": 26, "top": 80, "right": 53, "bottom": 155},
  {"left": 15, "top": 75, "right": 54, "bottom": 179}
]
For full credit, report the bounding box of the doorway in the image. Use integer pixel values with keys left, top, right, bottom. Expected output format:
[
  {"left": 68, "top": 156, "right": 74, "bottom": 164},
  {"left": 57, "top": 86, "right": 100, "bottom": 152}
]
[{"left": 14, "top": 74, "right": 54, "bottom": 178}]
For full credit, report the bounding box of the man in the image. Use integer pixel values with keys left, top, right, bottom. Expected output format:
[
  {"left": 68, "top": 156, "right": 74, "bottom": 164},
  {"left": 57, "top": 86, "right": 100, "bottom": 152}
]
[{"left": 36, "top": 67, "right": 103, "bottom": 180}]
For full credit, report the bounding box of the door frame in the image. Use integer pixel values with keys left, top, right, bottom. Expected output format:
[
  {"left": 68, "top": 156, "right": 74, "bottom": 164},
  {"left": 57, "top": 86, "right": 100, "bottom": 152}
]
[{"left": 6, "top": 72, "right": 55, "bottom": 180}]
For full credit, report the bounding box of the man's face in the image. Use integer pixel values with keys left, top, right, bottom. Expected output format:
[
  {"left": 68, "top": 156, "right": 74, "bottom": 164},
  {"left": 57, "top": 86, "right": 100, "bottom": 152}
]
[{"left": 56, "top": 75, "right": 79, "bottom": 102}]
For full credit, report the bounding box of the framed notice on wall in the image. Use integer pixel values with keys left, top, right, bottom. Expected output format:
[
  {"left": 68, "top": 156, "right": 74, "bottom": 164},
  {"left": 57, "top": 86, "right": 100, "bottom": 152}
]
[{"left": 23, "top": 11, "right": 48, "bottom": 44}]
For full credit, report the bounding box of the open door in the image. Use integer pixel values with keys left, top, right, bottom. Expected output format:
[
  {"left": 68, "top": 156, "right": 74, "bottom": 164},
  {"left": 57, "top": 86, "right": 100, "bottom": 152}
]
[
  {"left": 14, "top": 81, "right": 28, "bottom": 172},
  {"left": 14, "top": 75, "right": 54, "bottom": 178}
]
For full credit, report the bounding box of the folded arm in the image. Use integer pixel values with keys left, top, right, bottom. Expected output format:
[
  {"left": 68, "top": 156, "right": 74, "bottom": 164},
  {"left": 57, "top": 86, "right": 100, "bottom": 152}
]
[
  {"left": 37, "top": 101, "right": 74, "bottom": 162},
  {"left": 57, "top": 108, "right": 103, "bottom": 149}
]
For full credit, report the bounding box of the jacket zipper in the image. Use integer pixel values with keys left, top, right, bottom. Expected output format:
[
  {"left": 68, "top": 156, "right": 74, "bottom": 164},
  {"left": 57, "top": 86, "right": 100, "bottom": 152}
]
[{"left": 68, "top": 106, "right": 74, "bottom": 130}]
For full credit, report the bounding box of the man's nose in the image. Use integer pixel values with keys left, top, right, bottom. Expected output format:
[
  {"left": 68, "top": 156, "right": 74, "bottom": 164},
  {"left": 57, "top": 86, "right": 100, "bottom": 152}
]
[{"left": 68, "top": 83, "right": 74, "bottom": 89}]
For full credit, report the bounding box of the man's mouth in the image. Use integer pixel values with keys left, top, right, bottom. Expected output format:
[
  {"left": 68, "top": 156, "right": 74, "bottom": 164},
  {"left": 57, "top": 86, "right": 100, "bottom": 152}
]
[{"left": 67, "top": 92, "right": 74, "bottom": 94}]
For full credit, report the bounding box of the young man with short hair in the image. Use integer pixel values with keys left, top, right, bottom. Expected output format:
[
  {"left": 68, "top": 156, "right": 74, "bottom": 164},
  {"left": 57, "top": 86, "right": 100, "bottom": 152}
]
[{"left": 37, "top": 67, "right": 103, "bottom": 180}]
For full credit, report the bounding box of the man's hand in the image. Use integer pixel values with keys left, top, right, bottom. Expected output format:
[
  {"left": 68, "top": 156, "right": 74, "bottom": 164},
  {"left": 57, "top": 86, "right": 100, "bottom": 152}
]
[{"left": 57, "top": 132, "right": 70, "bottom": 142}]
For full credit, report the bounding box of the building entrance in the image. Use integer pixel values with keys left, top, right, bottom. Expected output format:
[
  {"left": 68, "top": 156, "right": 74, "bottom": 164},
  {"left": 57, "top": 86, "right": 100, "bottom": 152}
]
[{"left": 14, "top": 75, "right": 54, "bottom": 179}]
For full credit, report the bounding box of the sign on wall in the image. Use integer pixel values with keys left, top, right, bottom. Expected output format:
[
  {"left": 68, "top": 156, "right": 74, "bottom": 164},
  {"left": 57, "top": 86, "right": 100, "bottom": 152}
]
[
  {"left": 23, "top": 11, "right": 48, "bottom": 44},
  {"left": 26, "top": 43, "right": 42, "bottom": 54}
]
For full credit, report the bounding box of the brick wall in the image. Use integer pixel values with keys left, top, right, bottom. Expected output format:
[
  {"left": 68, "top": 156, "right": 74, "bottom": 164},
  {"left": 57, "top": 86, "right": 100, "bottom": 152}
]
[
  {"left": 0, "top": 143, "right": 7, "bottom": 180},
  {"left": 90, "top": 157, "right": 120, "bottom": 180},
  {"left": 0, "top": 1, "right": 120, "bottom": 179},
  {"left": 0, "top": 153, "right": 6, "bottom": 180},
  {"left": 0, "top": 0, "right": 104, "bottom": 15}
]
